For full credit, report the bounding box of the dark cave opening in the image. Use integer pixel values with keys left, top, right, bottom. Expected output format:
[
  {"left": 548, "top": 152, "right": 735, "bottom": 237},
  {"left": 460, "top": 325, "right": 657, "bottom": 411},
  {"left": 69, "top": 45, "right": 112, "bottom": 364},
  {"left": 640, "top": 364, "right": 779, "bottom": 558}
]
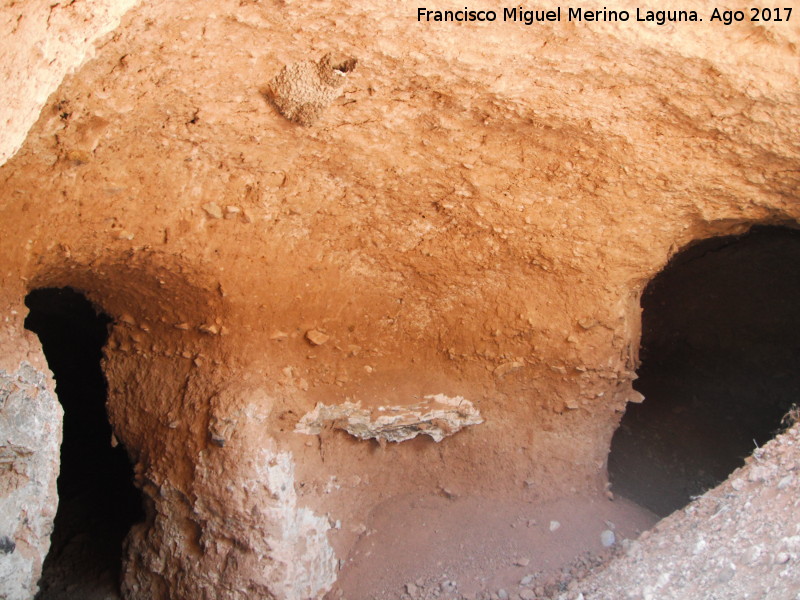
[
  {"left": 25, "top": 287, "right": 143, "bottom": 599},
  {"left": 608, "top": 226, "right": 800, "bottom": 517}
]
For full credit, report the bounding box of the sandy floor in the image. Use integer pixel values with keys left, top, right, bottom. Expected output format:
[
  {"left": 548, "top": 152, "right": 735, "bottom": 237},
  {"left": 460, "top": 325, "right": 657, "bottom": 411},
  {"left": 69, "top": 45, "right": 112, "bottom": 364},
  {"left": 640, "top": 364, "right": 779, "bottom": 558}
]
[{"left": 330, "top": 492, "right": 658, "bottom": 599}]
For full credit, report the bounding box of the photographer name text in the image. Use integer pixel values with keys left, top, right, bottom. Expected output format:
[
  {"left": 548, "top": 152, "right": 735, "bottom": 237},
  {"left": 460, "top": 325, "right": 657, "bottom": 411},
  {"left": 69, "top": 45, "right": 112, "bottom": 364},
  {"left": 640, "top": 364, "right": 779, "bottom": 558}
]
[{"left": 416, "top": 7, "right": 792, "bottom": 26}]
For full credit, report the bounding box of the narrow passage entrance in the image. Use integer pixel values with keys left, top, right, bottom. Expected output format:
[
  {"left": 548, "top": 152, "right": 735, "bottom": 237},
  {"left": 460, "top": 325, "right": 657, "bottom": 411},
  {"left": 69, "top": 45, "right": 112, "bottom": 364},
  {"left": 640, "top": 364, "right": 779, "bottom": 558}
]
[
  {"left": 609, "top": 226, "right": 800, "bottom": 516},
  {"left": 26, "top": 287, "right": 143, "bottom": 599}
]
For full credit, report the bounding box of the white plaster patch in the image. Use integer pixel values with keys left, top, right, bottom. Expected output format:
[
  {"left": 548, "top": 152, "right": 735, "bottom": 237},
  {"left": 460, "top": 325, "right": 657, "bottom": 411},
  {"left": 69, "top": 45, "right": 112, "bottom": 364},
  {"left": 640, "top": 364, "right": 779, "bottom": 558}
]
[{"left": 259, "top": 449, "right": 337, "bottom": 600}]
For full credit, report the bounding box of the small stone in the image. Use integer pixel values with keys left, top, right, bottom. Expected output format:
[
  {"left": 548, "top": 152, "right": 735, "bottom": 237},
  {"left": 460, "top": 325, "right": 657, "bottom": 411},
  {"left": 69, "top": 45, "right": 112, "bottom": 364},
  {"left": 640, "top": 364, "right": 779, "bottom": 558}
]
[
  {"left": 306, "top": 329, "right": 330, "bottom": 345},
  {"left": 744, "top": 546, "right": 761, "bottom": 564},
  {"left": 777, "top": 475, "right": 793, "bottom": 490},
  {"left": 116, "top": 230, "right": 134, "bottom": 240},
  {"left": 497, "top": 590, "right": 508, "bottom": 600},
  {"left": 441, "top": 487, "right": 457, "bottom": 499},
  {"left": 65, "top": 148, "right": 91, "bottom": 164},
  {"left": 748, "top": 465, "right": 771, "bottom": 482},
  {"left": 494, "top": 361, "right": 524, "bottom": 377},
  {"left": 514, "top": 558, "right": 530, "bottom": 567},
  {"left": 203, "top": 202, "right": 223, "bottom": 219},
  {"left": 520, "top": 575, "right": 535, "bottom": 586},
  {"left": 693, "top": 537, "right": 707, "bottom": 555},
  {"left": 405, "top": 583, "right": 418, "bottom": 597},
  {"left": 731, "top": 478, "right": 745, "bottom": 491},
  {"left": 519, "top": 590, "right": 535, "bottom": 600},
  {"left": 775, "top": 552, "right": 791, "bottom": 564},
  {"left": 549, "top": 520, "right": 561, "bottom": 532},
  {"left": 198, "top": 323, "right": 220, "bottom": 335},
  {"left": 600, "top": 529, "right": 616, "bottom": 547},
  {"left": 269, "top": 330, "right": 289, "bottom": 340},
  {"left": 628, "top": 391, "right": 645, "bottom": 403}
]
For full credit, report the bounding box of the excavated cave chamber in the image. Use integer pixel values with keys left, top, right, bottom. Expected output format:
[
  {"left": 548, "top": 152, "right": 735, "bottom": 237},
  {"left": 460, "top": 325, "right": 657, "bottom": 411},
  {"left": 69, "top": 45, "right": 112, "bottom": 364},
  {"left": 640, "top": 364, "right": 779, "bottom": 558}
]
[
  {"left": 609, "top": 225, "right": 800, "bottom": 517},
  {"left": 25, "top": 288, "right": 143, "bottom": 600}
]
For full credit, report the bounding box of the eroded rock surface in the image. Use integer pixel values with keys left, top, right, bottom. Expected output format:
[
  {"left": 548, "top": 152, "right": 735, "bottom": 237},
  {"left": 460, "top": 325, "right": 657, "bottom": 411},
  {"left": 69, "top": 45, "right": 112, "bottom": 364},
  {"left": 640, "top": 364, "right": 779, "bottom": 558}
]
[
  {"left": 559, "top": 422, "right": 800, "bottom": 600},
  {"left": 0, "top": 0, "right": 140, "bottom": 165},
  {"left": 296, "top": 394, "right": 483, "bottom": 443},
  {"left": 0, "top": 362, "right": 60, "bottom": 600},
  {"left": 0, "top": 0, "right": 798, "bottom": 598},
  {"left": 268, "top": 54, "right": 357, "bottom": 126},
  {"left": 121, "top": 441, "right": 337, "bottom": 600}
]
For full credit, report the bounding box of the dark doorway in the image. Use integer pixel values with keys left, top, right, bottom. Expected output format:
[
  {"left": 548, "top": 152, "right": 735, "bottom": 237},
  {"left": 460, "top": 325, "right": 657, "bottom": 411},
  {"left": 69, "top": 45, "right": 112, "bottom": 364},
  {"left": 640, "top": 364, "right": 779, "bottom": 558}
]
[
  {"left": 25, "top": 288, "right": 143, "bottom": 599},
  {"left": 609, "top": 226, "right": 800, "bottom": 516}
]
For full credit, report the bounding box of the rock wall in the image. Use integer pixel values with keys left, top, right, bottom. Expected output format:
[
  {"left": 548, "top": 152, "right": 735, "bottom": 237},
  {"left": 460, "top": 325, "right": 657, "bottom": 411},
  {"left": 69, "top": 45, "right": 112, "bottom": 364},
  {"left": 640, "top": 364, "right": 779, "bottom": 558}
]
[
  {"left": 0, "top": 0, "right": 140, "bottom": 166},
  {"left": 0, "top": 0, "right": 798, "bottom": 598},
  {"left": 562, "top": 422, "right": 800, "bottom": 600},
  {"left": 0, "top": 362, "right": 60, "bottom": 600}
]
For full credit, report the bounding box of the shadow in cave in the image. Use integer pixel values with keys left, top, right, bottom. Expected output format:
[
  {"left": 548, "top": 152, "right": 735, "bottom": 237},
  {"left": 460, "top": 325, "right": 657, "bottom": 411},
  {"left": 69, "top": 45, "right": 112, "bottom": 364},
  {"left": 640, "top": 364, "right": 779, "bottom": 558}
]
[
  {"left": 608, "top": 226, "right": 800, "bottom": 517},
  {"left": 25, "top": 288, "right": 143, "bottom": 600}
]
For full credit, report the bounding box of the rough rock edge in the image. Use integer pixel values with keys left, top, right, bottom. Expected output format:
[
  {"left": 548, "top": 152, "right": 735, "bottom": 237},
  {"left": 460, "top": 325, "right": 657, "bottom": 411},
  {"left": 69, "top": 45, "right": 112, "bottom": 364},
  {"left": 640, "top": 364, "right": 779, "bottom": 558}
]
[
  {"left": 295, "top": 394, "right": 484, "bottom": 443},
  {"left": 121, "top": 445, "right": 337, "bottom": 600},
  {"left": 556, "top": 421, "right": 800, "bottom": 600},
  {"left": 0, "top": 362, "right": 60, "bottom": 600},
  {"left": 0, "top": 0, "right": 141, "bottom": 165},
  {"left": 267, "top": 53, "right": 356, "bottom": 126}
]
